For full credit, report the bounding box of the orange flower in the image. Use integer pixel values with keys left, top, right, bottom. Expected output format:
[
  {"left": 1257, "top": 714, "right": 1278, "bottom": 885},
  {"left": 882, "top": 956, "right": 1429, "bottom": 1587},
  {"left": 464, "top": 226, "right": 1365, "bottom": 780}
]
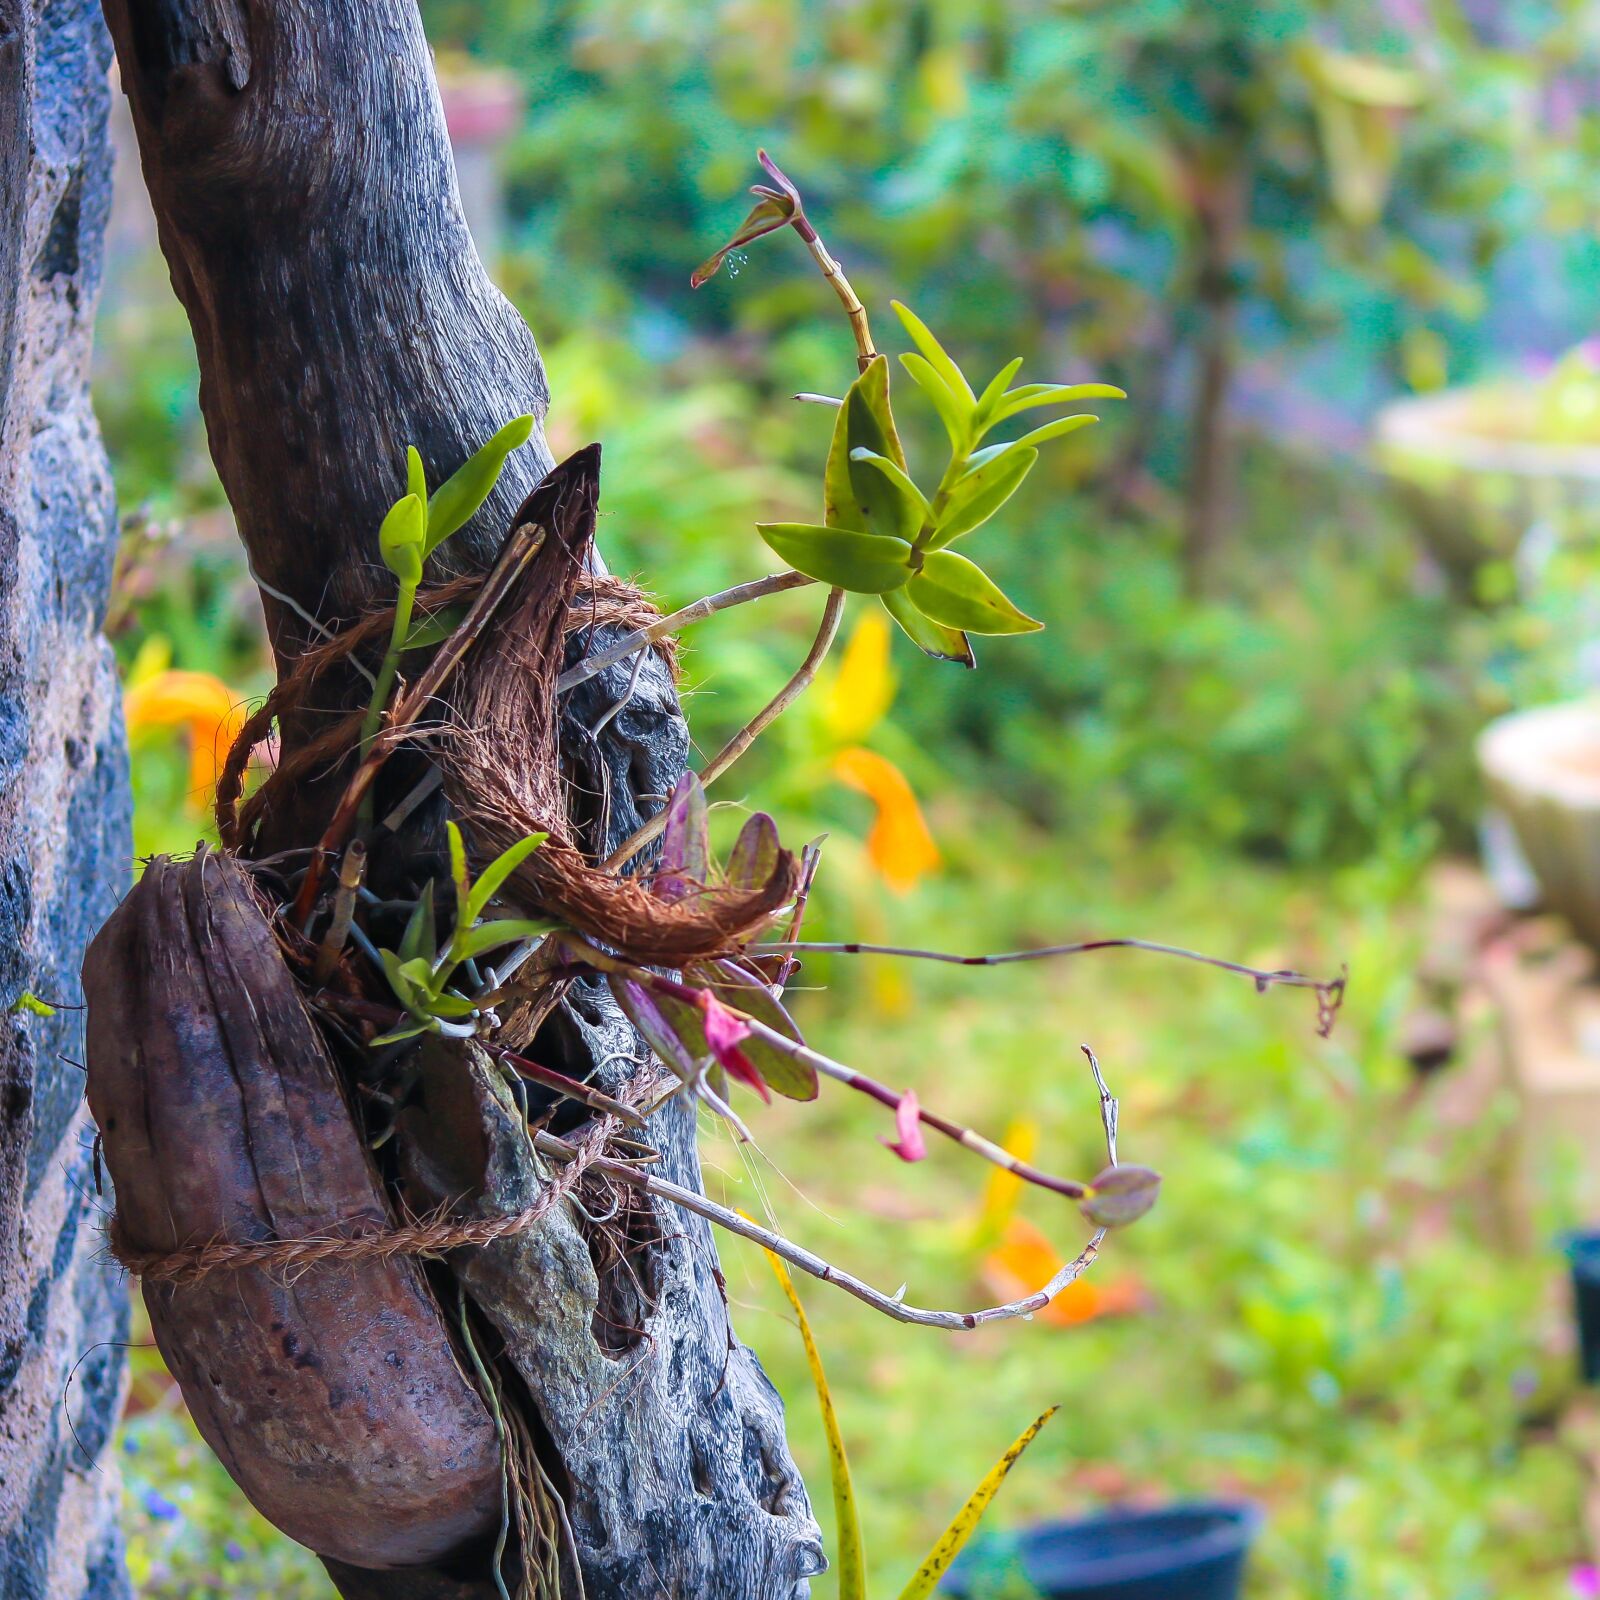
[
  {"left": 831, "top": 746, "right": 939, "bottom": 893},
  {"left": 124, "top": 669, "right": 248, "bottom": 804},
  {"left": 982, "top": 1216, "right": 1144, "bottom": 1328}
]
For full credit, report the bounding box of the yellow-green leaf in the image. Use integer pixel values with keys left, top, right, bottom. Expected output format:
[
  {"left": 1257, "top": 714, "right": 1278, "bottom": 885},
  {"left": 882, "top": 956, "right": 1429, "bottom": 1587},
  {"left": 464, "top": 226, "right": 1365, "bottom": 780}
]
[
  {"left": 908, "top": 550, "right": 1042, "bottom": 635},
  {"left": 891, "top": 300, "right": 975, "bottom": 406},
  {"left": 378, "top": 493, "right": 425, "bottom": 586},
  {"left": 424, "top": 415, "right": 535, "bottom": 554},
  {"left": 757, "top": 523, "right": 913, "bottom": 594},
  {"left": 464, "top": 830, "right": 548, "bottom": 924},
  {"left": 900, "top": 352, "right": 970, "bottom": 451},
  {"left": 881, "top": 587, "right": 975, "bottom": 667},
  {"left": 929, "top": 448, "right": 1037, "bottom": 549},
  {"left": 895, "top": 1408, "right": 1058, "bottom": 1600},
  {"left": 764, "top": 1251, "right": 867, "bottom": 1600},
  {"left": 825, "top": 357, "right": 916, "bottom": 541}
]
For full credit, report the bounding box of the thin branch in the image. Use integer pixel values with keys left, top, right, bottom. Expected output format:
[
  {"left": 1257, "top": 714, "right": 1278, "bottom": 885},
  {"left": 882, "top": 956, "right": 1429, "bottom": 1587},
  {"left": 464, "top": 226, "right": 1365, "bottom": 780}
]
[
  {"left": 291, "top": 521, "right": 546, "bottom": 924},
  {"left": 534, "top": 1127, "right": 1106, "bottom": 1331},
  {"left": 753, "top": 937, "right": 1347, "bottom": 1036},
  {"left": 557, "top": 570, "right": 816, "bottom": 695},
  {"left": 560, "top": 941, "right": 1099, "bottom": 1202},
  {"left": 603, "top": 586, "right": 846, "bottom": 871}
]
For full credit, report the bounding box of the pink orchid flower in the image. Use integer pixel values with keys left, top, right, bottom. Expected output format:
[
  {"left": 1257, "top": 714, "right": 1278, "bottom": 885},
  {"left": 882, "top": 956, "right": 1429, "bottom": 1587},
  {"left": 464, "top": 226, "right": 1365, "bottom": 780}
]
[
  {"left": 698, "top": 991, "right": 771, "bottom": 1104},
  {"left": 881, "top": 1089, "right": 927, "bottom": 1162}
]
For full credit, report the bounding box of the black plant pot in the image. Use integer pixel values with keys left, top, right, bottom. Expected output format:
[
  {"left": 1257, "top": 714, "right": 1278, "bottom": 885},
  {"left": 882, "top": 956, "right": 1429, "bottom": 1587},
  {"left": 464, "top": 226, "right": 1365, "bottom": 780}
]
[
  {"left": 940, "top": 1502, "right": 1262, "bottom": 1600},
  {"left": 1565, "top": 1231, "right": 1600, "bottom": 1383}
]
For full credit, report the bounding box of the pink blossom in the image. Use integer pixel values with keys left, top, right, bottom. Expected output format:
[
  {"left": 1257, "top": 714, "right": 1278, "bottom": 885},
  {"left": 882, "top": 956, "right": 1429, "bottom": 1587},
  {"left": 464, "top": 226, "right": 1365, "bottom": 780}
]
[
  {"left": 698, "top": 991, "right": 770, "bottom": 1103},
  {"left": 881, "top": 1089, "right": 927, "bottom": 1163},
  {"left": 1571, "top": 1566, "right": 1600, "bottom": 1600}
]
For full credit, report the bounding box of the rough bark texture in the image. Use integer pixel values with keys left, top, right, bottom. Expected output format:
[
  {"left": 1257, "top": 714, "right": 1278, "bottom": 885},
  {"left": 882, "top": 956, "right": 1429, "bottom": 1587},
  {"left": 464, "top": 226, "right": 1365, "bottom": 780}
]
[
  {"left": 0, "top": 4, "right": 131, "bottom": 1598},
  {"left": 102, "top": 2, "right": 820, "bottom": 1594}
]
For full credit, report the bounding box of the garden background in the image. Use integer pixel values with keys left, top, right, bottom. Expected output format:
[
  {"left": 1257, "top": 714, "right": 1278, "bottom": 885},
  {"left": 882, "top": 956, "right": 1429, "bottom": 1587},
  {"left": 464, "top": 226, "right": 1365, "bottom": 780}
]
[{"left": 97, "top": 2, "right": 1600, "bottom": 1595}]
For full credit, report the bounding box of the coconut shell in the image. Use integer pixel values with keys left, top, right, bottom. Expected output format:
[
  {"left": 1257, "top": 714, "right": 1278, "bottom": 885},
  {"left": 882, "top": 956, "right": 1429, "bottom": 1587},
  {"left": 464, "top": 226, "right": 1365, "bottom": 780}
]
[{"left": 83, "top": 848, "right": 501, "bottom": 1569}]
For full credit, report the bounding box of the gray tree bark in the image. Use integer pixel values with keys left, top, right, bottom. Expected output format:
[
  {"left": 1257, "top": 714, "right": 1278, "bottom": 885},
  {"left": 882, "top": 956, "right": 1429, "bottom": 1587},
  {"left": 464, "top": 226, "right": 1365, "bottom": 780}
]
[
  {"left": 0, "top": 3, "right": 132, "bottom": 1598},
  {"left": 101, "top": 3, "right": 820, "bottom": 1595}
]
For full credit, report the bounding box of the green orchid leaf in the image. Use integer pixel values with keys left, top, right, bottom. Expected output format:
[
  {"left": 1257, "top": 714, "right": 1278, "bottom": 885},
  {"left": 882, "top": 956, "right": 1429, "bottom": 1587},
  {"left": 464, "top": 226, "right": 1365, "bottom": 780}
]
[
  {"left": 929, "top": 447, "right": 1038, "bottom": 549},
  {"left": 398, "top": 955, "right": 436, "bottom": 994},
  {"left": 423, "top": 414, "right": 535, "bottom": 554},
  {"left": 399, "top": 882, "right": 437, "bottom": 965},
  {"left": 973, "top": 356, "right": 1025, "bottom": 430},
  {"left": 881, "top": 587, "right": 976, "bottom": 667},
  {"left": 446, "top": 819, "right": 473, "bottom": 916},
  {"left": 423, "top": 992, "right": 477, "bottom": 1020},
  {"left": 824, "top": 356, "right": 918, "bottom": 542},
  {"left": 379, "top": 948, "right": 426, "bottom": 1013},
  {"left": 450, "top": 918, "right": 559, "bottom": 965},
  {"left": 891, "top": 300, "right": 976, "bottom": 407},
  {"left": 990, "top": 382, "right": 1125, "bottom": 425},
  {"left": 464, "top": 830, "right": 549, "bottom": 924},
  {"left": 9, "top": 990, "right": 55, "bottom": 1017},
  {"left": 725, "top": 812, "right": 782, "bottom": 891},
  {"left": 899, "top": 352, "right": 970, "bottom": 451},
  {"left": 896, "top": 1409, "right": 1058, "bottom": 1600},
  {"left": 908, "top": 550, "right": 1043, "bottom": 636},
  {"left": 848, "top": 447, "right": 930, "bottom": 542},
  {"left": 378, "top": 493, "right": 425, "bottom": 586},
  {"left": 756, "top": 523, "right": 913, "bottom": 594},
  {"left": 405, "top": 444, "right": 428, "bottom": 510},
  {"left": 1006, "top": 413, "right": 1102, "bottom": 452},
  {"left": 401, "top": 605, "right": 467, "bottom": 651},
  {"left": 370, "top": 1020, "right": 436, "bottom": 1047}
]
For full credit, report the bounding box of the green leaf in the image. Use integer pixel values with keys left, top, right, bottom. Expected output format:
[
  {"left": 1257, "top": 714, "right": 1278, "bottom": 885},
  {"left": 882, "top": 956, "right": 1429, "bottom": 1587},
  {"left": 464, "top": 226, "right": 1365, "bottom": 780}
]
[
  {"left": 9, "top": 990, "right": 55, "bottom": 1017},
  {"left": 1008, "top": 413, "right": 1102, "bottom": 452},
  {"left": 881, "top": 588, "right": 975, "bottom": 668},
  {"left": 688, "top": 961, "right": 817, "bottom": 1101},
  {"left": 447, "top": 819, "right": 473, "bottom": 918},
  {"left": 464, "top": 831, "right": 549, "bottom": 925},
  {"left": 990, "top": 382, "right": 1125, "bottom": 425},
  {"left": 378, "top": 493, "right": 425, "bottom": 586},
  {"left": 848, "top": 447, "right": 930, "bottom": 542},
  {"left": 370, "top": 1020, "right": 435, "bottom": 1047},
  {"left": 398, "top": 955, "right": 436, "bottom": 993},
  {"left": 972, "top": 356, "right": 1024, "bottom": 430},
  {"left": 725, "top": 812, "right": 781, "bottom": 891},
  {"left": 891, "top": 301, "right": 975, "bottom": 406},
  {"left": 928, "top": 448, "right": 1037, "bottom": 549},
  {"left": 379, "top": 948, "right": 427, "bottom": 1013},
  {"left": 423, "top": 991, "right": 477, "bottom": 1020},
  {"left": 401, "top": 605, "right": 467, "bottom": 651},
  {"left": 895, "top": 1409, "right": 1058, "bottom": 1600},
  {"left": 907, "top": 550, "right": 1042, "bottom": 636},
  {"left": 899, "top": 353, "right": 970, "bottom": 451},
  {"left": 756, "top": 523, "right": 913, "bottom": 594},
  {"left": 399, "top": 883, "right": 437, "bottom": 965},
  {"left": 423, "top": 415, "right": 535, "bottom": 554},
  {"left": 825, "top": 357, "right": 918, "bottom": 542},
  {"left": 405, "top": 444, "right": 428, "bottom": 509},
  {"left": 1079, "top": 1164, "right": 1162, "bottom": 1228},
  {"left": 765, "top": 1252, "right": 867, "bottom": 1600},
  {"left": 450, "top": 917, "right": 560, "bottom": 965}
]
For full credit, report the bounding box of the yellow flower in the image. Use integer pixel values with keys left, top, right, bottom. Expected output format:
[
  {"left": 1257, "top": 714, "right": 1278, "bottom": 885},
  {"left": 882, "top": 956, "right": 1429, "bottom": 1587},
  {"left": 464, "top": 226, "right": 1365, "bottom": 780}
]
[
  {"left": 124, "top": 669, "right": 248, "bottom": 805},
  {"left": 982, "top": 1216, "right": 1144, "bottom": 1329},
  {"left": 821, "top": 609, "right": 895, "bottom": 744},
  {"left": 831, "top": 745, "right": 940, "bottom": 893}
]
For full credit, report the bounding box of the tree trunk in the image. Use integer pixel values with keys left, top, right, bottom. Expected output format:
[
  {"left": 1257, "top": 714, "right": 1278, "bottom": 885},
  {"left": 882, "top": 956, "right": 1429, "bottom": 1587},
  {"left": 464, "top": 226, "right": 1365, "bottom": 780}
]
[
  {"left": 101, "top": 3, "right": 820, "bottom": 1595},
  {"left": 1180, "top": 180, "right": 1243, "bottom": 598},
  {"left": 0, "top": 4, "right": 132, "bottom": 1598}
]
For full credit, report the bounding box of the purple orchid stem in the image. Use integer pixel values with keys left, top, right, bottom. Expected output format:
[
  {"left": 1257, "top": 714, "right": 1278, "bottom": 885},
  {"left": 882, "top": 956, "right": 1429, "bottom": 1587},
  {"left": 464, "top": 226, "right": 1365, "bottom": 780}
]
[{"left": 753, "top": 937, "right": 1347, "bottom": 1037}]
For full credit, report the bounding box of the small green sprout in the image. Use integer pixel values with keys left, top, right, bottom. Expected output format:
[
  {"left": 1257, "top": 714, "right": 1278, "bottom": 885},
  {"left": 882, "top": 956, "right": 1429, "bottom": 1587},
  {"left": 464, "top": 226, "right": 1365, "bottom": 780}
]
[
  {"left": 372, "top": 822, "right": 556, "bottom": 1045},
  {"left": 9, "top": 990, "right": 56, "bottom": 1017}
]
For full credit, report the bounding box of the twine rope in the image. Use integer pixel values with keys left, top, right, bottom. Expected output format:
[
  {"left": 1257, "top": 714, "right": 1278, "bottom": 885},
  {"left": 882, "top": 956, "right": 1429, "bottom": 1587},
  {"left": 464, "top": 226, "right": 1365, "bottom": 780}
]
[{"left": 109, "top": 1074, "right": 658, "bottom": 1287}]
